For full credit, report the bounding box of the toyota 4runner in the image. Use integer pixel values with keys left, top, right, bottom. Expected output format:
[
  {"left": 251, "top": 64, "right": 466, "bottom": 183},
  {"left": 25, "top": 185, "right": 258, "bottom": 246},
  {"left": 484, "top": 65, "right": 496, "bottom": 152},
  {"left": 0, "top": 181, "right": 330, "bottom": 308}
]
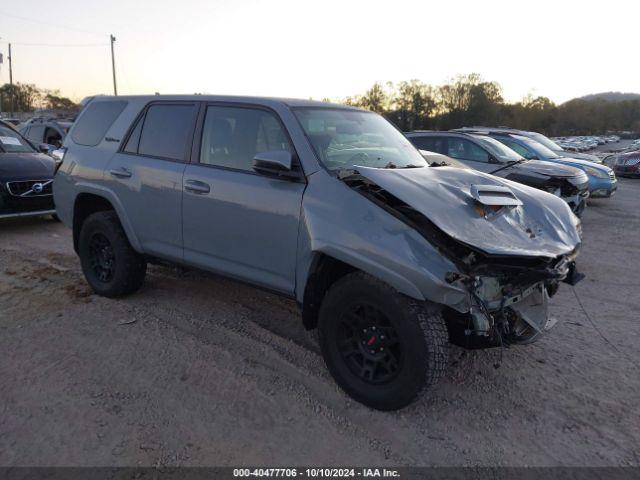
[{"left": 53, "top": 96, "right": 582, "bottom": 410}]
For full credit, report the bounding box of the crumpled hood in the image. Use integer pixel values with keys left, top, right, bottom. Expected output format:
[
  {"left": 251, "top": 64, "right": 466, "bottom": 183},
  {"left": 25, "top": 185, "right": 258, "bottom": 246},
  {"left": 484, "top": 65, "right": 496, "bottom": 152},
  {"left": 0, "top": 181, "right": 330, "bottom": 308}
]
[
  {"left": 355, "top": 166, "right": 581, "bottom": 258},
  {"left": 0, "top": 153, "right": 55, "bottom": 181}
]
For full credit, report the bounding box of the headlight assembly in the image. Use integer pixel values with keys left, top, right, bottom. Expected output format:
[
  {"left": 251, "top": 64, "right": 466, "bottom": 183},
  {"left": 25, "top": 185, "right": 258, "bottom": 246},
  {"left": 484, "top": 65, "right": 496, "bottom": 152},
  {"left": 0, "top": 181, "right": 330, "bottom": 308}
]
[{"left": 583, "top": 166, "right": 609, "bottom": 179}]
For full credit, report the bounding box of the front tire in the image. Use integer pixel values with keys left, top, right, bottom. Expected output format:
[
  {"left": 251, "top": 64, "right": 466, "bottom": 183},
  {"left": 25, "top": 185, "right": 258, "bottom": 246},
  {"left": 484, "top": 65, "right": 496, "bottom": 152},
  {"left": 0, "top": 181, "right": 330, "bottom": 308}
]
[
  {"left": 318, "top": 272, "right": 449, "bottom": 411},
  {"left": 78, "top": 211, "right": 147, "bottom": 297}
]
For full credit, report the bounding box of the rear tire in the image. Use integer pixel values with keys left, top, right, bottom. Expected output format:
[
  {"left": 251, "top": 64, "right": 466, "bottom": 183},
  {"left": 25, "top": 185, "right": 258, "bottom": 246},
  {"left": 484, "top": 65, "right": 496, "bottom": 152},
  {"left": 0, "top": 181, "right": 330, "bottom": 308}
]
[
  {"left": 318, "top": 272, "right": 449, "bottom": 410},
  {"left": 78, "top": 211, "right": 147, "bottom": 297}
]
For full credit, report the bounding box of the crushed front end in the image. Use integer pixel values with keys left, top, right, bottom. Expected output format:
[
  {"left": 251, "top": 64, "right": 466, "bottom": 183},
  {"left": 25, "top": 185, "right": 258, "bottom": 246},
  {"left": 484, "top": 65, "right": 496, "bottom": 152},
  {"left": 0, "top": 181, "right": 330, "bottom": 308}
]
[
  {"left": 443, "top": 247, "right": 582, "bottom": 348},
  {"left": 341, "top": 166, "right": 584, "bottom": 349}
]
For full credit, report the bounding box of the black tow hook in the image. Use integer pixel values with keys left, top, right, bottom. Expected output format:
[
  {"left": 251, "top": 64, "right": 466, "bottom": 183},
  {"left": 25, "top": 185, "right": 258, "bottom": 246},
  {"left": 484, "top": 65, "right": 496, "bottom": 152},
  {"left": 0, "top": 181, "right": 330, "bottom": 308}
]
[{"left": 563, "top": 261, "right": 585, "bottom": 286}]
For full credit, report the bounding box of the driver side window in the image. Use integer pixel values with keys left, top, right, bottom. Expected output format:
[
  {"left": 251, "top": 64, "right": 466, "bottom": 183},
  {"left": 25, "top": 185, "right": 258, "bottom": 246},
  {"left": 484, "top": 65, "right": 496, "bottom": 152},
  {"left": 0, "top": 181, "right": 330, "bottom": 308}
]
[
  {"left": 447, "top": 138, "right": 489, "bottom": 163},
  {"left": 199, "top": 106, "right": 292, "bottom": 172}
]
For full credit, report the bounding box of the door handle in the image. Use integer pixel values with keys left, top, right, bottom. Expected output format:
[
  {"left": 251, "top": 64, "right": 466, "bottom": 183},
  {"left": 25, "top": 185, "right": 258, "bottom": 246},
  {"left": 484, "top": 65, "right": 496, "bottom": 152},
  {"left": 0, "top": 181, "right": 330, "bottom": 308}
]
[
  {"left": 184, "top": 180, "right": 210, "bottom": 194},
  {"left": 109, "top": 167, "right": 132, "bottom": 178}
]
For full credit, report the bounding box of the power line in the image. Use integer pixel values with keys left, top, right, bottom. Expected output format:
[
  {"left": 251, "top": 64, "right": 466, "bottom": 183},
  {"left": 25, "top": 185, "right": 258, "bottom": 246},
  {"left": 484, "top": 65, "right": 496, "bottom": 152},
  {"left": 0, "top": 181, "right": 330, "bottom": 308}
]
[
  {"left": 0, "top": 10, "right": 104, "bottom": 38},
  {"left": 3, "top": 42, "right": 107, "bottom": 47}
]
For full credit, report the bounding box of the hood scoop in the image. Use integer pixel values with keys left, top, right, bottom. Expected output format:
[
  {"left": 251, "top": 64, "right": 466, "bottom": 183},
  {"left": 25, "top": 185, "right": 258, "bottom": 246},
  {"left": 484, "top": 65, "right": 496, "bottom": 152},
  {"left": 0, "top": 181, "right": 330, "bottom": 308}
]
[{"left": 469, "top": 184, "right": 522, "bottom": 207}]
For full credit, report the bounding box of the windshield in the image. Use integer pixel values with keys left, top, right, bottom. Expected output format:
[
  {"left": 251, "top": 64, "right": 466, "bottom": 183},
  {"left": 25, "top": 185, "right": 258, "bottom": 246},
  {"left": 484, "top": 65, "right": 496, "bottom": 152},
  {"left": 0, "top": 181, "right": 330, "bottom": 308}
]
[
  {"left": 470, "top": 134, "right": 523, "bottom": 162},
  {"left": 293, "top": 108, "right": 427, "bottom": 171},
  {"left": 528, "top": 132, "right": 564, "bottom": 151},
  {"left": 0, "top": 125, "right": 35, "bottom": 153},
  {"left": 515, "top": 135, "right": 562, "bottom": 159}
]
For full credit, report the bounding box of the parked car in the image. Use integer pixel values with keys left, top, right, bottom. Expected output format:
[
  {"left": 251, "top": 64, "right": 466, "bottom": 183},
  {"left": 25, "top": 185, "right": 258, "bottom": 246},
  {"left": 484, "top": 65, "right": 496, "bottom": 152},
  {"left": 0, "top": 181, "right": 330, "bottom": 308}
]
[
  {"left": 0, "top": 119, "right": 58, "bottom": 219},
  {"left": 460, "top": 130, "right": 617, "bottom": 198},
  {"left": 54, "top": 96, "right": 583, "bottom": 410},
  {"left": 460, "top": 127, "right": 603, "bottom": 163},
  {"left": 609, "top": 152, "right": 640, "bottom": 178},
  {"left": 0, "top": 118, "right": 22, "bottom": 128},
  {"left": 19, "top": 118, "right": 71, "bottom": 152},
  {"left": 405, "top": 131, "right": 590, "bottom": 216}
]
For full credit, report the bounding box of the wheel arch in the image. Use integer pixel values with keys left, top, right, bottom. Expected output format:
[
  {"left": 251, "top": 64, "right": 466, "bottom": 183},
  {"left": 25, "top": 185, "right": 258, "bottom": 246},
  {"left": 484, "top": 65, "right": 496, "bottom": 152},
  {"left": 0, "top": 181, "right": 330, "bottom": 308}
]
[
  {"left": 299, "top": 250, "right": 426, "bottom": 331},
  {"left": 72, "top": 186, "right": 142, "bottom": 254}
]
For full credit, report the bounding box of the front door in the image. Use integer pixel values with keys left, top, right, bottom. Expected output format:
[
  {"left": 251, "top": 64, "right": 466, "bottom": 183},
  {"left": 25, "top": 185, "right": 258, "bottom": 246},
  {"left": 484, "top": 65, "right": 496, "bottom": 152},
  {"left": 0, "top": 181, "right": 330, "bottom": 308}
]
[{"left": 182, "top": 104, "right": 305, "bottom": 294}]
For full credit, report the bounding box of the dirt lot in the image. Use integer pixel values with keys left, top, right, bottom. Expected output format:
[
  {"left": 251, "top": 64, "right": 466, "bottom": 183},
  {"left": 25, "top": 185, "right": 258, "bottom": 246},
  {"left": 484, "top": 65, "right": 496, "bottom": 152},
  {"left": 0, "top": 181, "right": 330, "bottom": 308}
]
[{"left": 1, "top": 180, "right": 639, "bottom": 467}]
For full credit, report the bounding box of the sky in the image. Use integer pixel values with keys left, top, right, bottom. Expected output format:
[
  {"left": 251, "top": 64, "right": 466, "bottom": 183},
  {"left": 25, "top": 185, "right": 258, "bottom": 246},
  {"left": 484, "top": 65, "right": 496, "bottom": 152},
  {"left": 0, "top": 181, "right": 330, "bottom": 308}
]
[{"left": 0, "top": 0, "right": 639, "bottom": 104}]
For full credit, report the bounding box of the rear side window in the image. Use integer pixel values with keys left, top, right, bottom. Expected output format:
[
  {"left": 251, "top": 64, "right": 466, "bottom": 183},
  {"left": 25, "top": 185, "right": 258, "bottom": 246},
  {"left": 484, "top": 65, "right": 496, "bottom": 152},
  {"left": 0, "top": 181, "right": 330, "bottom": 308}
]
[
  {"left": 72, "top": 101, "right": 127, "bottom": 146},
  {"left": 133, "top": 104, "right": 197, "bottom": 161},
  {"left": 410, "top": 136, "right": 445, "bottom": 154}
]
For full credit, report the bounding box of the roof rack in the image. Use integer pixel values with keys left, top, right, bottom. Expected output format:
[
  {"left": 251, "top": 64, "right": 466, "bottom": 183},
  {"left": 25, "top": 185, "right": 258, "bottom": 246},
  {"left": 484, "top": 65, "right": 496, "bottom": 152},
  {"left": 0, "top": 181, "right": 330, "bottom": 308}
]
[{"left": 452, "top": 126, "right": 522, "bottom": 135}]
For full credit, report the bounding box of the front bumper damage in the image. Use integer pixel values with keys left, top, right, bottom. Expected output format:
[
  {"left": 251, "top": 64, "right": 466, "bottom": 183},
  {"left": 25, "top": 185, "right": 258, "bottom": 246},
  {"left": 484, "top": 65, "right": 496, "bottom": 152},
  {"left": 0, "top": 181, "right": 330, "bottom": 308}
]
[
  {"left": 560, "top": 176, "right": 589, "bottom": 216},
  {"left": 445, "top": 248, "right": 583, "bottom": 348},
  {"left": 341, "top": 167, "right": 584, "bottom": 349}
]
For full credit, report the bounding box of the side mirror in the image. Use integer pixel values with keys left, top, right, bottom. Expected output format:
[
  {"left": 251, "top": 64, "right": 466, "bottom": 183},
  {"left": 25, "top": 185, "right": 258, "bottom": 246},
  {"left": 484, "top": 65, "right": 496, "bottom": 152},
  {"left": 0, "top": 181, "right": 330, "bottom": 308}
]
[
  {"left": 252, "top": 151, "right": 299, "bottom": 179},
  {"left": 488, "top": 155, "right": 500, "bottom": 164},
  {"left": 38, "top": 143, "right": 52, "bottom": 155}
]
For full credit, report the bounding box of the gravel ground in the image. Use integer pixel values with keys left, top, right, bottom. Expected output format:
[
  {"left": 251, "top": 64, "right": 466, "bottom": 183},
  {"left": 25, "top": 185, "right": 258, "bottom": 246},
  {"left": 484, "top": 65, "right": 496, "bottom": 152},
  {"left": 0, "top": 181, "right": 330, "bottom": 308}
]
[{"left": 1, "top": 180, "right": 639, "bottom": 467}]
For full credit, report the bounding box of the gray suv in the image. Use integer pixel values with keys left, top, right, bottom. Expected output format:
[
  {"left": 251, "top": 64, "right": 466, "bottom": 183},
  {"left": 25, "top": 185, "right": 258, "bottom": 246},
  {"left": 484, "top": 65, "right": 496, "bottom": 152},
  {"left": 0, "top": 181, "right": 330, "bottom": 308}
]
[{"left": 54, "top": 96, "right": 582, "bottom": 410}]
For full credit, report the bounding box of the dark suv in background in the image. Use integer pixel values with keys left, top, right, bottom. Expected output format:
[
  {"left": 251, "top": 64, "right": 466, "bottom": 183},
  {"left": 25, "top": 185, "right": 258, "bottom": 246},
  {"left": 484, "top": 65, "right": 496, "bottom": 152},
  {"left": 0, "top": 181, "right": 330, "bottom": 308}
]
[{"left": 405, "top": 131, "right": 589, "bottom": 216}]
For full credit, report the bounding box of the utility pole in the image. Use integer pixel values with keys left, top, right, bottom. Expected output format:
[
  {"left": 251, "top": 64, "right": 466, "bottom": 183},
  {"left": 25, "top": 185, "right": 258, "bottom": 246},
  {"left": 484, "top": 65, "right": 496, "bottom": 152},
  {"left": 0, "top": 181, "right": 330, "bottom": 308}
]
[
  {"left": 110, "top": 34, "right": 117, "bottom": 96},
  {"left": 8, "top": 43, "right": 13, "bottom": 116}
]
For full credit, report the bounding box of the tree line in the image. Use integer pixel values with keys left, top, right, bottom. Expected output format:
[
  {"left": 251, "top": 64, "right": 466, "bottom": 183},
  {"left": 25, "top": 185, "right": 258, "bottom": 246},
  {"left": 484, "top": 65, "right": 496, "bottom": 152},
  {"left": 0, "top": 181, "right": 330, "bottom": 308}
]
[
  {"left": 3, "top": 75, "right": 638, "bottom": 135},
  {"left": 0, "top": 83, "right": 78, "bottom": 113},
  {"left": 338, "top": 74, "right": 640, "bottom": 136}
]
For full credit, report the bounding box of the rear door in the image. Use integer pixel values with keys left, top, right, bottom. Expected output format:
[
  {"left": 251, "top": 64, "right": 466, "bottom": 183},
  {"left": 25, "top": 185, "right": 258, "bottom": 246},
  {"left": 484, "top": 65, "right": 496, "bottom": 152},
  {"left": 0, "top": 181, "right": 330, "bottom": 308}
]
[
  {"left": 105, "top": 102, "right": 198, "bottom": 261},
  {"left": 182, "top": 103, "right": 305, "bottom": 294}
]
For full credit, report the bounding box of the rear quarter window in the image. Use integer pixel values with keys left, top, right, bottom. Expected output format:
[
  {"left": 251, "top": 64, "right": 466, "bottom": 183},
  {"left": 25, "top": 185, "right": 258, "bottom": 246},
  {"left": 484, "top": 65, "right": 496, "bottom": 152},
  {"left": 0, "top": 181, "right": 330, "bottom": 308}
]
[{"left": 71, "top": 101, "right": 128, "bottom": 146}]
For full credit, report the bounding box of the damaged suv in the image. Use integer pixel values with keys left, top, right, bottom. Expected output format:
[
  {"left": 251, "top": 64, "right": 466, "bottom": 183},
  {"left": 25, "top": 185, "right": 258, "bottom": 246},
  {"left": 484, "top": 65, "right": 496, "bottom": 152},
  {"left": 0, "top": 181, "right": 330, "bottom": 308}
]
[{"left": 54, "top": 96, "right": 582, "bottom": 410}]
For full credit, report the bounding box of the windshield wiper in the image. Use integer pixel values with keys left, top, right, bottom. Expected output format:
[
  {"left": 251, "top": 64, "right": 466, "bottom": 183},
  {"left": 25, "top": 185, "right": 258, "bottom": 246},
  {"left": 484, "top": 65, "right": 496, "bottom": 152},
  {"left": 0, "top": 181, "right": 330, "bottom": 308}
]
[
  {"left": 383, "top": 162, "right": 423, "bottom": 169},
  {"left": 489, "top": 159, "right": 523, "bottom": 175}
]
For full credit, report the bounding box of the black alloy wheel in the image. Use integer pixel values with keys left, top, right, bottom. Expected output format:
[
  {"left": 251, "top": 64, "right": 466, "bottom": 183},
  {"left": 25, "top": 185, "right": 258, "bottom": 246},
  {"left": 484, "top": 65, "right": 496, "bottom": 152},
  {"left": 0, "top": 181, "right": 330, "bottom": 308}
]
[
  {"left": 338, "top": 303, "right": 402, "bottom": 385},
  {"left": 89, "top": 232, "right": 116, "bottom": 283}
]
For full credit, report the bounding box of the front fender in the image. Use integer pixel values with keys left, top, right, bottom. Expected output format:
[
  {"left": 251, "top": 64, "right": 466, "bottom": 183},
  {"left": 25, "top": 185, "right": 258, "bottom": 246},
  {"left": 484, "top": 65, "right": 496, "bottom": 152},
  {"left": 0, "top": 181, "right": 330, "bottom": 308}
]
[{"left": 295, "top": 171, "right": 469, "bottom": 312}]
